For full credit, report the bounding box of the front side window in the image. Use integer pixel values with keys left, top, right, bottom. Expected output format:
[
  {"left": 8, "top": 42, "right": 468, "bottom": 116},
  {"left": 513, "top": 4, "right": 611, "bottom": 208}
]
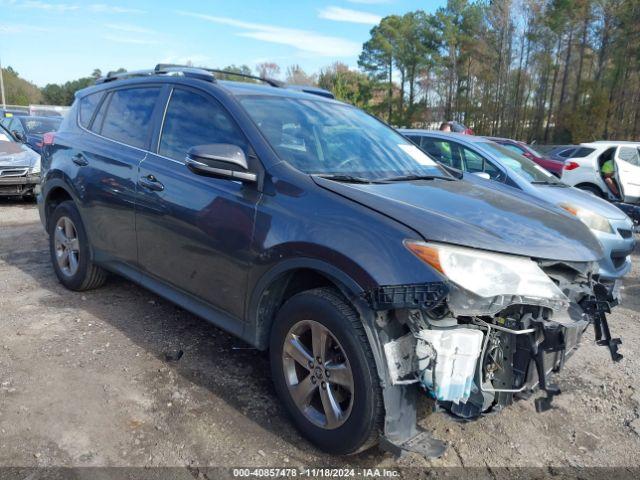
[
  {"left": 99, "top": 87, "right": 161, "bottom": 149},
  {"left": 478, "top": 142, "right": 559, "bottom": 184},
  {"left": 461, "top": 146, "right": 484, "bottom": 172},
  {"left": 239, "top": 96, "right": 447, "bottom": 180},
  {"left": 158, "top": 89, "right": 248, "bottom": 162}
]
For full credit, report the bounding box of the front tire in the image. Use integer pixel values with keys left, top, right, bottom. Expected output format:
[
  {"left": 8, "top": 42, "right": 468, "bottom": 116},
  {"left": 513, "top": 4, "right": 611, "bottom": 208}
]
[
  {"left": 48, "top": 200, "right": 107, "bottom": 291},
  {"left": 270, "top": 287, "right": 383, "bottom": 454}
]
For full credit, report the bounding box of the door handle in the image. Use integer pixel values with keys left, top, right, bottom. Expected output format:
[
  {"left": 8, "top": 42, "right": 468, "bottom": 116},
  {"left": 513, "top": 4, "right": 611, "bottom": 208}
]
[
  {"left": 72, "top": 153, "right": 89, "bottom": 166},
  {"left": 138, "top": 174, "right": 164, "bottom": 192}
]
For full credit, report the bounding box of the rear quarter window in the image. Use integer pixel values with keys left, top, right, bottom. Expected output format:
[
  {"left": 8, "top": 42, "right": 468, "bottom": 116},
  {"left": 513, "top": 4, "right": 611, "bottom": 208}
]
[{"left": 78, "top": 91, "right": 104, "bottom": 128}]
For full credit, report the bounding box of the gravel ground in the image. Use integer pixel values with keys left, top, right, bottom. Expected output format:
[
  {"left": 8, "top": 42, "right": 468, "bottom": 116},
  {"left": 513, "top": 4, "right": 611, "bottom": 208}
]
[{"left": 1, "top": 198, "right": 640, "bottom": 477}]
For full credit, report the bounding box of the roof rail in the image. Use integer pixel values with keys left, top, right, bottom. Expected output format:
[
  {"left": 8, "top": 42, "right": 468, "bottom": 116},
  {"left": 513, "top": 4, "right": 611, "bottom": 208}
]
[
  {"left": 95, "top": 65, "right": 335, "bottom": 100},
  {"left": 285, "top": 85, "right": 335, "bottom": 99},
  {"left": 95, "top": 69, "right": 156, "bottom": 84},
  {"left": 154, "top": 64, "right": 284, "bottom": 88}
]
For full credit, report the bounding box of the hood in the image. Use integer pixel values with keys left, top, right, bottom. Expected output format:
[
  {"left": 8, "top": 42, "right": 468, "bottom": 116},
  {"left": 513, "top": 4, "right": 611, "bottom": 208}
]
[
  {"left": 534, "top": 185, "right": 628, "bottom": 221},
  {"left": 314, "top": 176, "right": 603, "bottom": 262},
  {"left": 0, "top": 141, "right": 39, "bottom": 169}
]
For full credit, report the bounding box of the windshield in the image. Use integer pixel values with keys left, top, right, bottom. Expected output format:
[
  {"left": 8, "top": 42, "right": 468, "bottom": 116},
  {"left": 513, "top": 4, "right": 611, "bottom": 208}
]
[
  {"left": 479, "top": 141, "right": 562, "bottom": 184},
  {"left": 21, "top": 117, "right": 61, "bottom": 135},
  {"left": 240, "top": 96, "right": 449, "bottom": 180}
]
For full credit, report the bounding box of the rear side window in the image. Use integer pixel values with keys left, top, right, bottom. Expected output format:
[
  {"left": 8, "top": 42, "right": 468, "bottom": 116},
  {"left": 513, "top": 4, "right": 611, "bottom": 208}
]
[
  {"left": 158, "top": 88, "right": 247, "bottom": 161},
  {"left": 78, "top": 92, "right": 104, "bottom": 128},
  {"left": 571, "top": 147, "right": 595, "bottom": 158},
  {"left": 98, "top": 87, "right": 161, "bottom": 149}
]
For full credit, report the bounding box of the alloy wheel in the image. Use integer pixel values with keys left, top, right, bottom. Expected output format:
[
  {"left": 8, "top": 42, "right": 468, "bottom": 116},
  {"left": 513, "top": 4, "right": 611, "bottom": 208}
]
[
  {"left": 282, "top": 319, "right": 354, "bottom": 429},
  {"left": 54, "top": 216, "right": 80, "bottom": 277}
]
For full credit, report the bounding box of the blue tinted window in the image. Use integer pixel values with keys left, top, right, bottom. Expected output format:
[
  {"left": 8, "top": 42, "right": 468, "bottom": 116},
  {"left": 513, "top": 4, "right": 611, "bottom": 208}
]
[
  {"left": 79, "top": 92, "right": 104, "bottom": 128},
  {"left": 100, "top": 87, "right": 160, "bottom": 149},
  {"left": 159, "top": 88, "right": 247, "bottom": 161}
]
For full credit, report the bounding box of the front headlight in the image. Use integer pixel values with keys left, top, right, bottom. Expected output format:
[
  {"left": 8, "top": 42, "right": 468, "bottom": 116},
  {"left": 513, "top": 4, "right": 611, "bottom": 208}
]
[
  {"left": 560, "top": 203, "right": 613, "bottom": 233},
  {"left": 404, "top": 240, "right": 569, "bottom": 315}
]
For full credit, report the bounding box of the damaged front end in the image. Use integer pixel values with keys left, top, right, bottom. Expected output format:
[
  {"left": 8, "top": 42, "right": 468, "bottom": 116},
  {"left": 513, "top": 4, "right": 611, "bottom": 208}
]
[{"left": 365, "top": 242, "right": 622, "bottom": 459}]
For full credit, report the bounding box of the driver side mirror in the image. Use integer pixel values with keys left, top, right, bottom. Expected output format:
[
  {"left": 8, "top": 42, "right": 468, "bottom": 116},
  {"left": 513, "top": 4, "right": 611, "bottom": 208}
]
[
  {"left": 186, "top": 144, "right": 257, "bottom": 183},
  {"left": 12, "top": 130, "right": 25, "bottom": 142}
]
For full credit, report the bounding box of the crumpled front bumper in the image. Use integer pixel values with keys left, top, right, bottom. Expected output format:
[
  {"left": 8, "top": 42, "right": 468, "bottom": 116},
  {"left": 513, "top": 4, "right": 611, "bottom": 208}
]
[{"left": 361, "top": 275, "right": 622, "bottom": 460}]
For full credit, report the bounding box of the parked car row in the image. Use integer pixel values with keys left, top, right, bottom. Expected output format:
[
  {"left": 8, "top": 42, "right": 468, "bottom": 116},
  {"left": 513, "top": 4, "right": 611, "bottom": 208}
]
[
  {"left": 400, "top": 130, "right": 636, "bottom": 280},
  {"left": 1, "top": 115, "right": 62, "bottom": 153},
  {"left": 34, "top": 64, "right": 628, "bottom": 459}
]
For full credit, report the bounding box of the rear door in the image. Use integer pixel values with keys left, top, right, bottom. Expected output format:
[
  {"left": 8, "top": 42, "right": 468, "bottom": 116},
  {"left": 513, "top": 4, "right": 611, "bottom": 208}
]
[
  {"left": 136, "top": 86, "right": 261, "bottom": 321},
  {"left": 75, "top": 85, "right": 163, "bottom": 267},
  {"left": 615, "top": 146, "right": 640, "bottom": 203}
]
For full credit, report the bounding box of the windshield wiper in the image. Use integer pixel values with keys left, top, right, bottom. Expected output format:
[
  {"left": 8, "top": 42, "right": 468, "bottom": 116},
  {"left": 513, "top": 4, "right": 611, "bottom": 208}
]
[
  {"left": 378, "top": 174, "right": 454, "bottom": 182},
  {"left": 314, "top": 174, "right": 379, "bottom": 184}
]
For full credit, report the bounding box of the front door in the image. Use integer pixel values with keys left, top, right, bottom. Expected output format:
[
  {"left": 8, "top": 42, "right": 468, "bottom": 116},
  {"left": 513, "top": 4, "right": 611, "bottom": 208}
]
[
  {"left": 615, "top": 146, "right": 640, "bottom": 203},
  {"left": 135, "top": 86, "right": 261, "bottom": 321}
]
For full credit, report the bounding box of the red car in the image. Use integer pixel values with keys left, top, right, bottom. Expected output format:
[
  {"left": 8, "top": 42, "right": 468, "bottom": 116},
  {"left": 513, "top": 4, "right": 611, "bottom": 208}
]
[{"left": 485, "top": 137, "right": 564, "bottom": 177}]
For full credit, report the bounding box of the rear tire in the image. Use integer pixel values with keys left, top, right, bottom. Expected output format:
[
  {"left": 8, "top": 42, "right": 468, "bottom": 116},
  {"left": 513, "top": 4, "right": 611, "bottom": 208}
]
[
  {"left": 48, "top": 200, "right": 107, "bottom": 291},
  {"left": 270, "top": 287, "right": 383, "bottom": 455}
]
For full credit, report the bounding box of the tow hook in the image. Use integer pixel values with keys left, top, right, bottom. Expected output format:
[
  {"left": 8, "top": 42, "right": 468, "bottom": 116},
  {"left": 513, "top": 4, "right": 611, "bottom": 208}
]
[{"left": 582, "top": 283, "right": 623, "bottom": 362}]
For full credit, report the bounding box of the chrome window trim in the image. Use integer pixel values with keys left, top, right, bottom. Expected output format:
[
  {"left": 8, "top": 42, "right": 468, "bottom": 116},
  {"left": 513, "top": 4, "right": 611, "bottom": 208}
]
[{"left": 76, "top": 105, "right": 183, "bottom": 166}]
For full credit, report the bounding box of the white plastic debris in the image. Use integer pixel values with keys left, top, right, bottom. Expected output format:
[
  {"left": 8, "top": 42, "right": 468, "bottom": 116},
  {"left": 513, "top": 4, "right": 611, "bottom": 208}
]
[{"left": 415, "top": 328, "right": 483, "bottom": 404}]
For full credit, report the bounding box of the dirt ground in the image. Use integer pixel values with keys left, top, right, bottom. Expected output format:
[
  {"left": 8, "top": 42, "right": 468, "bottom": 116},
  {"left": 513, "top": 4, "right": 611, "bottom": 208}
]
[{"left": 1, "top": 198, "right": 640, "bottom": 477}]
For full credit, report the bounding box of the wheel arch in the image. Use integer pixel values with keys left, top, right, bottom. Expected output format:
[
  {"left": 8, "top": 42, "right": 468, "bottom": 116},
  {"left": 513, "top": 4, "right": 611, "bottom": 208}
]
[
  {"left": 575, "top": 182, "right": 605, "bottom": 197},
  {"left": 246, "top": 259, "right": 367, "bottom": 351},
  {"left": 43, "top": 182, "right": 76, "bottom": 231}
]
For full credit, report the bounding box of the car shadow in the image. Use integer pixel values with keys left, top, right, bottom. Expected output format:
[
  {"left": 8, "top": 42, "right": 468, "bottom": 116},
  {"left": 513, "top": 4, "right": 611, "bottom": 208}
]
[{"left": 1, "top": 213, "right": 389, "bottom": 466}]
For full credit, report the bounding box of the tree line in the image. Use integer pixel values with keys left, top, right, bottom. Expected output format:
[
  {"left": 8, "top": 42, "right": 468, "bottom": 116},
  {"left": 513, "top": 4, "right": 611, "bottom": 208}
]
[
  {"left": 3, "top": 0, "right": 639, "bottom": 144},
  {"left": 358, "top": 0, "right": 640, "bottom": 143}
]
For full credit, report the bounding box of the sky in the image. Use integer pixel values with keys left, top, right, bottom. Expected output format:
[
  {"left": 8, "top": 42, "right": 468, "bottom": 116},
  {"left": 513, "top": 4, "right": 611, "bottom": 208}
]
[{"left": 0, "top": 0, "right": 446, "bottom": 87}]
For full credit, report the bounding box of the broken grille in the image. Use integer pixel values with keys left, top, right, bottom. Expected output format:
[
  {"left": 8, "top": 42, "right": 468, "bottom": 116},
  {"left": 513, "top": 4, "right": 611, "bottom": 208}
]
[{"left": 0, "top": 167, "right": 29, "bottom": 177}]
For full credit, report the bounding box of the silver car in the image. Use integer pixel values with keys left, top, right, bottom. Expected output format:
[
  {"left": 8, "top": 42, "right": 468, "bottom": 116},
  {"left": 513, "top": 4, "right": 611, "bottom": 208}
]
[
  {"left": 399, "top": 130, "right": 636, "bottom": 280},
  {"left": 0, "top": 124, "right": 41, "bottom": 199}
]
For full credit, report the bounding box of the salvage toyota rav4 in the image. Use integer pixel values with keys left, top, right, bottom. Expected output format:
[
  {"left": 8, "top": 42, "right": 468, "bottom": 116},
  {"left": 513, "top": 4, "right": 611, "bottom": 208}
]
[{"left": 38, "top": 65, "right": 623, "bottom": 458}]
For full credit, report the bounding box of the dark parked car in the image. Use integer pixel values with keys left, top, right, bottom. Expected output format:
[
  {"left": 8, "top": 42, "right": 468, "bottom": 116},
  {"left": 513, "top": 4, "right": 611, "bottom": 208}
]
[
  {"left": 38, "top": 65, "right": 622, "bottom": 458},
  {"left": 1, "top": 115, "right": 62, "bottom": 153},
  {"left": 484, "top": 136, "right": 565, "bottom": 177},
  {"left": 548, "top": 145, "right": 578, "bottom": 162},
  {"left": 0, "top": 123, "right": 41, "bottom": 198}
]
